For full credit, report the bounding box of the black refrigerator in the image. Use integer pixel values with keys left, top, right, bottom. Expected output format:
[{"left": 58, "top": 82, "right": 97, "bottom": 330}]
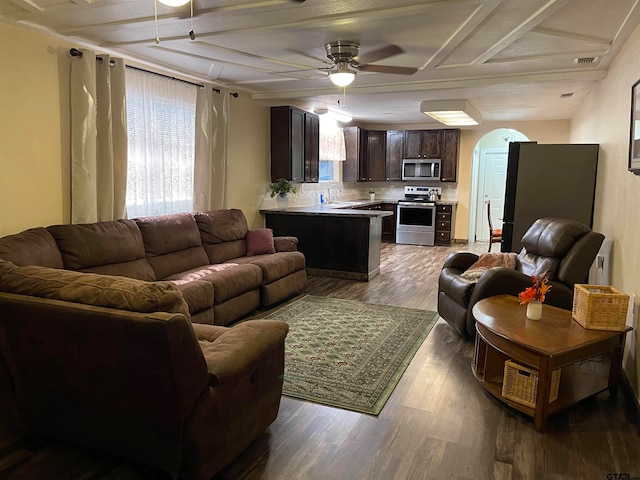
[{"left": 501, "top": 142, "right": 599, "bottom": 252}]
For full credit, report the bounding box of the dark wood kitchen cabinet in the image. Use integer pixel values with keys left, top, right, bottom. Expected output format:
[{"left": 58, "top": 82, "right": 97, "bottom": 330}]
[
  {"left": 386, "top": 130, "right": 403, "bottom": 181},
  {"left": 304, "top": 113, "right": 319, "bottom": 182},
  {"left": 343, "top": 126, "right": 364, "bottom": 182},
  {"left": 270, "top": 106, "right": 319, "bottom": 183},
  {"left": 366, "top": 130, "right": 387, "bottom": 182},
  {"left": 403, "top": 130, "right": 441, "bottom": 159},
  {"left": 343, "top": 127, "right": 386, "bottom": 182},
  {"left": 356, "top": 202, "right": 396, "bottom": 242},
  {"left": 440, "top": 129, "right": 460, "bottom": 182},
  {"left": 435, "top": 204, "right": 454, "bottom": 245},
  {"left": 381, "top": 202, "right": 397, "bottom": 242}
]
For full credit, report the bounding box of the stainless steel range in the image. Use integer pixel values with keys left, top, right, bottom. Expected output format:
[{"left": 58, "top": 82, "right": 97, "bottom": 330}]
[{"left": 396, "top": 186, "right": 441, "bottom": 246}]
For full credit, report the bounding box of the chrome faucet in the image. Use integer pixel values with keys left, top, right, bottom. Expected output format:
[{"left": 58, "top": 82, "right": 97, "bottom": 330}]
[{"left": 327, "top": 183, "right": 342, "bottom": 204}]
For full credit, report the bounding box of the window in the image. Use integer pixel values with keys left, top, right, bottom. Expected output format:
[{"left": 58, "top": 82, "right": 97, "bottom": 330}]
[
  {"left": 125, "top": 68, "right": 198, "bottom": 218},
  {"left": 319, "top": 115, "right": 346, "bottom": 182}
]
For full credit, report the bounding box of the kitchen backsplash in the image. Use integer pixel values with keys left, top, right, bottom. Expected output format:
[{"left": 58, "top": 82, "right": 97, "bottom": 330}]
[{"left": 259, "top": 182, "right": 459, "bottom": 209}]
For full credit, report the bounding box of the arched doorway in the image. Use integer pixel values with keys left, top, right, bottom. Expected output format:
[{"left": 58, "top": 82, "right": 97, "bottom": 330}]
[{"left": 468, "top": 128, "right": 529, "bottom": 244}]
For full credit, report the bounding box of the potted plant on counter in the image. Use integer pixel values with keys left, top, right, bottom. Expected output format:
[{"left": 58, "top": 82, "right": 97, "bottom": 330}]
[
  {"left": 269, "top": 178, "right": 298, "bottom": 208},
  {"left": 369, "top": 189, "right": 375, "bottom": 201}
]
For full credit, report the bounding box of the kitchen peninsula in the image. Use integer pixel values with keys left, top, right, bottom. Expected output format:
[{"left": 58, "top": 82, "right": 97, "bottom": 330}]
[{"left": 261, "top": 204, "right": 392, "bottom": 281}]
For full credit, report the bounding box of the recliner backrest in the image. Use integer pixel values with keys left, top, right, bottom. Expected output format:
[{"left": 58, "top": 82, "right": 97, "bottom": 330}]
[{"left": 517, "top": 218, "right": 597, "bottom": 283}]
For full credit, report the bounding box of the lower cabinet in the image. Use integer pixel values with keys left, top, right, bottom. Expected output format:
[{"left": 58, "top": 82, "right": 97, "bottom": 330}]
[
  {"left": 435, "top": 204, "right": 453, "bottom": 245},
  {"left": 356, "top": 202, "right": 396, "bottom": 242},
  {"left": 381, "top": 203, "right": 396, "bottom": 242}
]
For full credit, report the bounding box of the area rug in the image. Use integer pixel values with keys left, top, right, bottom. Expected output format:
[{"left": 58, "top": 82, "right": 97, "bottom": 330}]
[{"left": 259, "top": 295, "right": 439, "bottom": 415}]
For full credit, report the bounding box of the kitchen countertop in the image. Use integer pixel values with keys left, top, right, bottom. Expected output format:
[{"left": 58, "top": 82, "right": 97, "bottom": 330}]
[
  {"left": 260, "top": 204, "right": 393, "bottom": 217},
  {"left": 261, "top": 199, "right": 458, "bottom": 216}
]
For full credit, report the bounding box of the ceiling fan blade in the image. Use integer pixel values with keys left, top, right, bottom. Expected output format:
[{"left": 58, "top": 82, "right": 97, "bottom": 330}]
[
  {"left": 358, "top": 64, "right": 417, "bottom": 75},
  {"left": 354, "top": 44, "right": 403, "bottom": 64},
  {"left": 272, "top": 66, "right": 332, "bottom": 74}
]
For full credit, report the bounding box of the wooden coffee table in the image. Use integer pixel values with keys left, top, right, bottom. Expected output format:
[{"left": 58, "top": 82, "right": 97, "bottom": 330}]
[{"left": 472, "top": 294, "right": 631, "bottom": 431}]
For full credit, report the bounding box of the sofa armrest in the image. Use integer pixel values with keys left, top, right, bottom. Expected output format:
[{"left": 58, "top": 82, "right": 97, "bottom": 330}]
[
  {"left": 274, "top": 236, "right": 298, "bottom": 252},
  {"left": 198, "top": 320, "right": 289, "bottom": 386},
  {"left": 442, "top": 251, "right": 479, "bottom": 271}
]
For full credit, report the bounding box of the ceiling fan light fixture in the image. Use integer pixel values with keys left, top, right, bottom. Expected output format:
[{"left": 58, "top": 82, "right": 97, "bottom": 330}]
[
  {"left": 420, "top": 100, "right": 481, "bottom": 126},
  {"left": 158, "top": 0, "right": 190, "bottom": 6},
  {"left": 329, "top": 62, "right": 356, "bottom": 87}
]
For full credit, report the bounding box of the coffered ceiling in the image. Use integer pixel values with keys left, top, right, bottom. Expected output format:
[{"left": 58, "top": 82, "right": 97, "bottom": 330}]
[{"left": 3, "top": 0, "right": 640, "bottom": 126}]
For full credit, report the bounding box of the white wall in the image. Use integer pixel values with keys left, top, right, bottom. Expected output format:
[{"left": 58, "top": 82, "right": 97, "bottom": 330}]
[{"left": 571, "top": 23, "right": 640, "bottom": 401}]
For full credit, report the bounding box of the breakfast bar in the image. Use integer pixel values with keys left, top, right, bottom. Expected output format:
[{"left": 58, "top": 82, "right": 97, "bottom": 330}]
[{"left": 261, "top": 205, "right": 392, "bottom": 281}]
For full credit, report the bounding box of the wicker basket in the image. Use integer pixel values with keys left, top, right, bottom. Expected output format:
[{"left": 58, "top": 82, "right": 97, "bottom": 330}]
[
  {"left": 572, "top": 284, "right": 629, "bottom": 331},
  {"left": 502, "top": 360, "right": 561, "bottom": 408}
]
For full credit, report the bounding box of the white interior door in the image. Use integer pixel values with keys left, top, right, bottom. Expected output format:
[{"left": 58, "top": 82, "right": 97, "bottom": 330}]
[{"left": 475, "top": 148, "right": 508, "bottom": 241}]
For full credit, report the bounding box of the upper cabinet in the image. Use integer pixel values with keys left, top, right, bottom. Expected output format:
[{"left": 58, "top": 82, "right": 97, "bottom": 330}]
[
  {"left": 386, "top": 130, "right": 403, "bottom": 181},
  {"left": 366, "top": 130, "right": 387, "bottom": 182},
  {"left": 343, "top": 126, "right": 459, "bottom": 183},
  {"left": 403, "top": 130, "right": 442, "bottom": 159},
  {"left": 440, "top": 129, "right": 460, "bottom": 182},
  {"left": 270, "top": 106, "right": 319, "bottom": 183}
]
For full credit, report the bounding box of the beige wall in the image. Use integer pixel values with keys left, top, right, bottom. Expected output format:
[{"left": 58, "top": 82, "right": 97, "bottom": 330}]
[
  {"left": 571, "top": 22, "right": 640, "bottom": 400},
  {"left": 0, "top": 23, "right": 72, "bottom": 236},
  {"left": 226, "top": 94, "right": 271, "bottom": 229}
]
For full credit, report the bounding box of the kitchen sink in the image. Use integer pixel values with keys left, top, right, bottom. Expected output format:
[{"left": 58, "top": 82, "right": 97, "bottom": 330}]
[{"left": 325, "top": 201, "right": 365, "bottom": 208}]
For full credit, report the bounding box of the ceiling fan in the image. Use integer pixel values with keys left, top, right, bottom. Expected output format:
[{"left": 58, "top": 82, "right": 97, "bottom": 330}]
[{"left": 323, "top": 40, "right": 418, "bottom": 87}]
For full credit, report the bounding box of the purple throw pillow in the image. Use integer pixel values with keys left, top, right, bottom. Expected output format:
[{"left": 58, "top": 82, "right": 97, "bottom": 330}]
[{"left": 246, "top": 228, "right": 276, "bottom": 256}]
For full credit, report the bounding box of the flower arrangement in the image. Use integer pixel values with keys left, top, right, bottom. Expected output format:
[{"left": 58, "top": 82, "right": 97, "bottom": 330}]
[
  {"left": 269, "top": 178, "right": 297, "bottom": 198},
  {"left": 518, "top": 272, "right": 551, "bottom": 305}
]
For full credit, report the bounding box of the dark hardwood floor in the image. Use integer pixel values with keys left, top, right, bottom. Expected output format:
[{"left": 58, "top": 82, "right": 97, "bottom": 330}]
[{"left": 1, "top": 242, "right": 639, "bottom": 480}]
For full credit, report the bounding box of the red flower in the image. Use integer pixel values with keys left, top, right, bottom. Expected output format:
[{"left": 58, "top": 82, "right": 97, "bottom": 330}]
[{"left": 518, "top": 272, "right": 551, "bottom": 305}]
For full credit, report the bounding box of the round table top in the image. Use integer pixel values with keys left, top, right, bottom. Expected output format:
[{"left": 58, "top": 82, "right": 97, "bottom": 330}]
[{"left": 472, "top": 294, "right": 628, "bottom": 356}]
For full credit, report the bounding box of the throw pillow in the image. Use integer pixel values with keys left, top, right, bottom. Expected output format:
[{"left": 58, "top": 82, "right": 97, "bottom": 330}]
[{"left": 246, "top": 228, "right": 276, "bottom": 256}]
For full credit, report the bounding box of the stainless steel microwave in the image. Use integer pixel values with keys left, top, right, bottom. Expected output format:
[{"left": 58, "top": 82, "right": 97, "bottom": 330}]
[{"left": 402, "top": 159, "right": 441, "bottom": 180}]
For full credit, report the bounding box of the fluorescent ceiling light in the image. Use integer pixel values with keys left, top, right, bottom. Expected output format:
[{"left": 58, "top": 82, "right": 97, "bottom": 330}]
[
  {"left": 158, "top": 0, "right": 190, "bottom": 6},
  {"left": 314, "top": 108, "right": 352, "bottom": 123},
  {"left": 329, "top": 62, "right": 356, "bottom": 87},
  {"left": 420, "top": 100, "right": 481, "bottom": 126}
]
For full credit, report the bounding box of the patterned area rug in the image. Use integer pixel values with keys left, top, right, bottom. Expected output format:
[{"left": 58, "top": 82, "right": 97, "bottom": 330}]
[{"left": 259, "top": 295, "right": 439, "bottom": 415}]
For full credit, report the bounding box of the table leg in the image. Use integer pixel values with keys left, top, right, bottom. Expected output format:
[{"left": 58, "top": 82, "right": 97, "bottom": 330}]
[
  {"left": 608, "top": 334, "right": 627, "bottom": 396},
  {"left": 534, "top": 358, "right": 552, "bottom": 432}
]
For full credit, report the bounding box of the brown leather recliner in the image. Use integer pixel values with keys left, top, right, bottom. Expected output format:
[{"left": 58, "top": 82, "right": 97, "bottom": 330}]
[{"left": 437, "top": 218, "right": 605, "bottom": 338}]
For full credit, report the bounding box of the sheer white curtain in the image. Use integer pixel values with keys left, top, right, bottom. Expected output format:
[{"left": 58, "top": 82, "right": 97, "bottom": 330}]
[
  {"left": 70, "top": 49, "right": 127, "bottom": 223},
  {"left": 194, "top": 87, "right": 229, "bottom": 211},
  {"left": 125, "top": 68, "right": 198, "bottom": 218},
  {"left": 319, "top": 115, "right": 346, "bottom": 161}
]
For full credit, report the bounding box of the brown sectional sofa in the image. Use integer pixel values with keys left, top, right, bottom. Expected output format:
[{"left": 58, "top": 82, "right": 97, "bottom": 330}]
[
  {"left": 0, "top": 208, "right": 307, "bottom": 325},
  {"left": 0, "top": 208, "right": 307, "bottom": 479}
]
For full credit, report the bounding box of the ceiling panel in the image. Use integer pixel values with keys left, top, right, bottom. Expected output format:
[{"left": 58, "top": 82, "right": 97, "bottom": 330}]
[{"left": 2, "top": 0, "right": 640, "bottom": 125}]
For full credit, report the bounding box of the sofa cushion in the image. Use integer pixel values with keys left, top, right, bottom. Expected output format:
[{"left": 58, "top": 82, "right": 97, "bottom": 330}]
[
  {"left": 135, "top": 214, "right": 210, "bottom": 280},
  {"left": 195, "top": 209, "right": 249, "bottom": 244},
  {"left": 167, "top": 279, "right": 214, "bottom": 315},
  {"left": 47, "top": 220, "right": 155, "bottom": 281},
  {"left": 246, "top": 229, "right": 276, "bottom": 256},
  {"left": 233, "top": 251, "right": 306, "bottom": 284},
  {"left": 0, "top": 228, "right": 64, "bottom": 269},
  {"left": 0, "top": 265, "right": 189, "bottom": 317},
  {"left": 195, "top": 210, "right": 249, "bottom": 264},
  {"left": 164, "top": 263, "right": 262, "bottom": 304}
]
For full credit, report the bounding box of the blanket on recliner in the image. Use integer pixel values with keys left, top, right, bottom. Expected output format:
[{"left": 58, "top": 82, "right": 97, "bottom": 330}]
[{"left": 460, "top": 252, "right": 518, "bottom": 281}]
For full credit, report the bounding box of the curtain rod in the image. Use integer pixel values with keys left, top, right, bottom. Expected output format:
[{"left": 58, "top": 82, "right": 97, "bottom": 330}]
[{"left": 68, "top": 48, "right": 224, "bottom": 92}]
